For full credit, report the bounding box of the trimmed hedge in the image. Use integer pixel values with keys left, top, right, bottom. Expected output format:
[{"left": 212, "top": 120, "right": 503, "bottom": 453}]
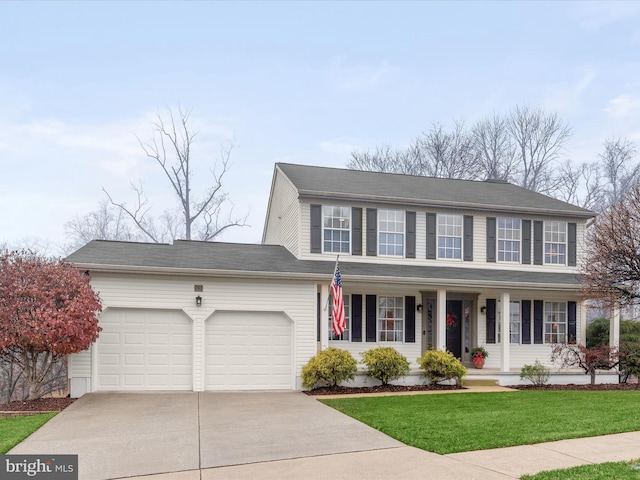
[
  {"left": 417, "top": 350, "right": 466, "bottom": 386},
  {"left": 301, "top": 347, "right": 357, "bottom": 389},
  {"left": 361, "top": 346, "right": 410, "bottom": 385}
]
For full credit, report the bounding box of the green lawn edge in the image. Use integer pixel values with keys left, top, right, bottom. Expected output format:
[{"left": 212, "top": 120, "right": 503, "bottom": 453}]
[
  {"left": 320, "top": 391, "right": 640, "bottom": 454},
  {"left": 521, "top": 459, "right": 640, "bottom": 479},
  {"left": 0, "top": 413, "right": 57, "bottom": 454}
]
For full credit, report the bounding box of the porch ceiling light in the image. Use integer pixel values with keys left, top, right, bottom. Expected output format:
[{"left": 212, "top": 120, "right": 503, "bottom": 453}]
[{"left": 196, "top": 295, "right": 202, "bottom": 307}]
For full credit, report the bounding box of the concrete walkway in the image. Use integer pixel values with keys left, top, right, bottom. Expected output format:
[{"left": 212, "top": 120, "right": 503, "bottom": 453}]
[{"left": 10, "top": 389, "right": 640, "bottom": 479}]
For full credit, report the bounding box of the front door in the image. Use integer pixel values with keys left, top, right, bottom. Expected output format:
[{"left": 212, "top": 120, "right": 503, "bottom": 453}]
[{"left": 446, "top": 300, "right": 463, "bottom": 358}]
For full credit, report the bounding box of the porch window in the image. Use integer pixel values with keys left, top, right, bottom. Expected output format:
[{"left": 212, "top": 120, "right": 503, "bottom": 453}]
[
  {"left": 378, "top": 209, "right": 404, "bottom": 256},
  {"left": 544, "top": 221, "right": 566, "bottom": 265},
  {"left": 437, "top": 214, "right": 463, "bottom": 259},
  {"left": 328, "top": 294, "right": 350, "bottom": 341},
  {"left": 323, "top": 206, "right": 350, "bottom": 253},
  {"left": 378, "top": 296, "right": 403, "bottom": 342},
  {"left": 544, "top": 302, "right": 567, "bottom": 343},
  {"left": 510, "top": 301, "right": 520, "bottom": 344},
  {"left": 498, "top": 218, "right": 521, "bottom": 263}
]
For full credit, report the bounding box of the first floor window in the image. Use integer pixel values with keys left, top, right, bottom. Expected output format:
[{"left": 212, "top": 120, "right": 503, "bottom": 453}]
[
  {"left": 378, "top": 209, "right": 404, "bottom": 256},
  {"left": 510, "top": 301, "right": 520, "bottom": 344},
  {"left": 323, "top": 206, "right": 350, "bottom": 253},
  {"left": 378, "top": 296, "right": 403, "bottom": 342},
  {"left": 545, "top": 221, "right": 566, "bottom": 265},
  {"left": 329, "top": 294, "right": 350, "bottom": 341},
  {"left": 544, "top": 302, "right": 567, "bottom": 343},
  {"left": 438, "top": 214, "right": 463, "bottom": 259}
]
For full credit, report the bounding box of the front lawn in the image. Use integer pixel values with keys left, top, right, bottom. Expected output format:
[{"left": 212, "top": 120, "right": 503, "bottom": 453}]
[
  {"left": 0, "top": 413, "right": 57, "bottom": 453},
  {"left": 321, "top": 391, "right": 640, "bottom": 454},
  {"left": 521, "top": 459, "right": 640, "bottom": 479}
]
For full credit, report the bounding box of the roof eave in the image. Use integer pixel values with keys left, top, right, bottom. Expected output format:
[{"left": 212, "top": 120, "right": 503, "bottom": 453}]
[{"left": 297, "top": 191, "right": 596, "bottom": 219}]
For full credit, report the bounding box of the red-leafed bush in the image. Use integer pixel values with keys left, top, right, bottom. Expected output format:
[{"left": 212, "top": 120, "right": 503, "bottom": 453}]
[
  {"left": 551, "top": 343, "right": 618, "bottom": 385},
  {"left": 0, "top": 251, "right": 102, "bottom": 399}
]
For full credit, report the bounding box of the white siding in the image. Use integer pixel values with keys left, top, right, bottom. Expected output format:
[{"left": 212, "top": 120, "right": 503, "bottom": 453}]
[
  {"left": 298, "top": 200, "right": 587, "bottom": 275},
  {"left": 262, "top": 168, "right": 301, "bottom": 256},
  {"left": 72, "top": 272, "right": 317, "bottom": 392}
]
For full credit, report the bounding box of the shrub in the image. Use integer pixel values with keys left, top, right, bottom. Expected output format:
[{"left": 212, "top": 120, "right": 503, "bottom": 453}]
[
  {"left": 361, "top": 347, "right": 410, "bottom": 385},
  {"left": 519, "top": 360, "right": 550, "bottom": 387},
  {"left": 301, "top": 348, "right": 357, "bottom": 390},
  {"left": 417, "top": 350, "right": 466, "bottom": 386}
]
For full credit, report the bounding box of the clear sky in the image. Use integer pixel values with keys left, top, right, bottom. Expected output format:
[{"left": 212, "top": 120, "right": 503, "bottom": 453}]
[{"left": 1, "top": 1, "right": 639, "bottom": 254}]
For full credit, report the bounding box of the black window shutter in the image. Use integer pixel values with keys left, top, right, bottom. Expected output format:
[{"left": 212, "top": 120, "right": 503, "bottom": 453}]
[
  {"left": 406, "top": 211, "right": 416, "bottom": 259},
  {"left": 405, "top": 296, "right": 416, "bottom": 343},
  {"left": 426, "top": 213, "right": 437, "bottom": 259},
  {"left": 568, "top": 301, "right": 577, "bottom": 344},
  {"left": 533, "top": 221, "right": 543, "bottom": 265},
  {"left": 316, "top": 292, "right": 321, "bottom": 341},
  {"left": 352, "top": 207, "right": 363, "bottom": 256},
  {"left": 351, "top": 294, "right": 363, "bottom": 342},
  {"left": 486, "top": 217, "right": 496, "bottom": 263},
  {"left": 366, "top": 209, "right": 377, "bottom": 256},
  {"left": 522, "top": 220, "right": 531, "bottom": 264},
  {"left": 534, "top": 300, "right": 544, "bottom": 344},
  {"left": 521, "top": 300, "right": 531, "bottom": 344},
  {"left": 310, "top": 204, "right": 322, "bottom": 254},
  {"left": 464, "top": 215, "right": 473, "bottom": 261},
  {"left": 486, "top": 298, "right": 496, "bottom": 344},
  {"left": 568, "top": 223, "right": 577, "bottom": 267},
  {"left": 366, "top": 295, "right": 377, "bottom": 342}
]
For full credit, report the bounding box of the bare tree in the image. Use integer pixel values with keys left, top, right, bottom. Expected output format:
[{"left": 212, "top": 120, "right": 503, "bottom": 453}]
[
  {"left": 581, "top": 183, "right": 640, "bottom": 309},
  {"left": 507, "top": 106, "right": 571, "bottom": 195},
  {"left": 348, "top": 121, "right": 480, "bottom": 179},
  {"left": 599, "top": 137, "right": 639, "bottom": 207},
  {"left": 64, "top": 200, "right": 143, "bottom": 252},
  {"left": 104, "top": 107, "right": 248, "bottom": 243},
  {"left": 471, "top": 114, "right": 517, "bottom": 181},
  {"left": 555, "top": 160, "right": 603, "bottom": 211}
]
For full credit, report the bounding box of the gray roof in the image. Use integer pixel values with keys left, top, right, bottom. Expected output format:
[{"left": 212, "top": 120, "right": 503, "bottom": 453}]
[
  {"left": 67, "top": 240, "right": 580, "bottom": 289},
  {"left": 277, "top": 163, "right": 595, "bottom": 218}
]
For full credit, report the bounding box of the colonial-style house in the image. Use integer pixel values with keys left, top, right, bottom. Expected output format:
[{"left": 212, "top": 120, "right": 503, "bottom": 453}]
[{"left": 66, "top": 163, "right": 612, "bottom": 396}]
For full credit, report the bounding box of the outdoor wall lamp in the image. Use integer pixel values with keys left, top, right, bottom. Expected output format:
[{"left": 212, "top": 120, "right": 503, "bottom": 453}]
[
  {"left": 195, "top": 295, "right": 202, "bottom": 307},
  {"left": 416, "top": 304, "right": 423, "bottom": 312},
  {"left": 480, "top": 305, "right": 487, "bottom": 314}
]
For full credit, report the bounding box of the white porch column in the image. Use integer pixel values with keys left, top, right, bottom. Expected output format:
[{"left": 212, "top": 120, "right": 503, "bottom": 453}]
[
  {"left": 500, "top": 291, "right": 510, "bottom": 372},
  {"left": 320, "top": 284, "right": 330, "bottom": 351},
  {"left": 579, "top": 300, "right": 587, "bottom": 345},
  {"left": 610, "top": 304, "right": 620, "bottom": 349},
  {"left": 436, "top": 288, "right": 447, "bottom": 351}
]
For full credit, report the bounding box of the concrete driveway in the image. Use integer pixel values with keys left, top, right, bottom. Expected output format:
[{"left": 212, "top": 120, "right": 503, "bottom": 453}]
[{"left": 10, "top": 392, "right": 410, "bottom": 480}]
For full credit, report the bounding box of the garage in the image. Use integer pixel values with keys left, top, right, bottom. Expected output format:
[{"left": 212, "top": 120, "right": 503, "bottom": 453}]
[
  {"left": 97, "top": 308, "right": 192, "bottom": 390},
  {"left": 206, "top": 311, "right": 293, "bottom": 390}
]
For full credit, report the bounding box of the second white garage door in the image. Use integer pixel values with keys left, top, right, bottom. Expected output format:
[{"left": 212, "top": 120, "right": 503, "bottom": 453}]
[{"left": 206, "top": 311, "right": 293, "bottom": 390}]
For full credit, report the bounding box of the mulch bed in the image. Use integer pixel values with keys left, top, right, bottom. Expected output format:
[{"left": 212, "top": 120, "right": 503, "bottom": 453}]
[
  {"left": 304, "top": 382, "right": 640, "bottom": 396},
  {"left": 0, "top": 397, "right": 75, "bottom": 413}
]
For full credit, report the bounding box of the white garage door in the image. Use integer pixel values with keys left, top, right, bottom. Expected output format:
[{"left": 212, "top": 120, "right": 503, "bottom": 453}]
[
  {"left": 206, "top": 311, "right": 293, "bottom": 390},
  {"left": 97, "top": 309, "right": 192, "bottom": 391}
]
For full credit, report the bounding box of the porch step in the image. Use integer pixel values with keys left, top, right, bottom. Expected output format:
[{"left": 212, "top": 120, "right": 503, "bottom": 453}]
[{"left": 464, "top": 378, "right": 500, "bottom": 387}]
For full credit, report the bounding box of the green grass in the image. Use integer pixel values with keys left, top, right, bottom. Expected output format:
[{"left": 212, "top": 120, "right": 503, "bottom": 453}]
[
  {"left": 521, "top": 459, "right": 640, "bottom": 479},
  {"left": 321, "top": 391, "right": 640, "bottom": 454},
  {"left": 0, "top": 413, "right": 57, "bottom": 453}
]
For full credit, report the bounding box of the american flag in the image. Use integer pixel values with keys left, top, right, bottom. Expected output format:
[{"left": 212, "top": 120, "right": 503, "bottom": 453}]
[{"left": 330, "top": 259, "right": 346, "bottom": 336}]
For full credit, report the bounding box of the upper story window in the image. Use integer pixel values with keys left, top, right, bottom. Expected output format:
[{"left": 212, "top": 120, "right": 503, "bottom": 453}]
[
  {"left": 544, "top": 302, "right": 567, "bottom": 343},
  {"left": 323, "top": 206, "right": 350, "bottom": 253},
  {"left": 545, "top": 221, "right": 566, "bottom": 265},
  {"left": 378, "top": 296, "right": 404, "bottom": 342},
  {"left": 329, "top": 294, "right": 350, "bottom": 341},
  {"left": 498, "top": 217, "right": 521, "bottom": 263},
  {"left": 378, "top": 209, "right": 404, "bottom": 256},
  {"left": 437, "top": 214, "right": 462, "bottom": 259}
]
